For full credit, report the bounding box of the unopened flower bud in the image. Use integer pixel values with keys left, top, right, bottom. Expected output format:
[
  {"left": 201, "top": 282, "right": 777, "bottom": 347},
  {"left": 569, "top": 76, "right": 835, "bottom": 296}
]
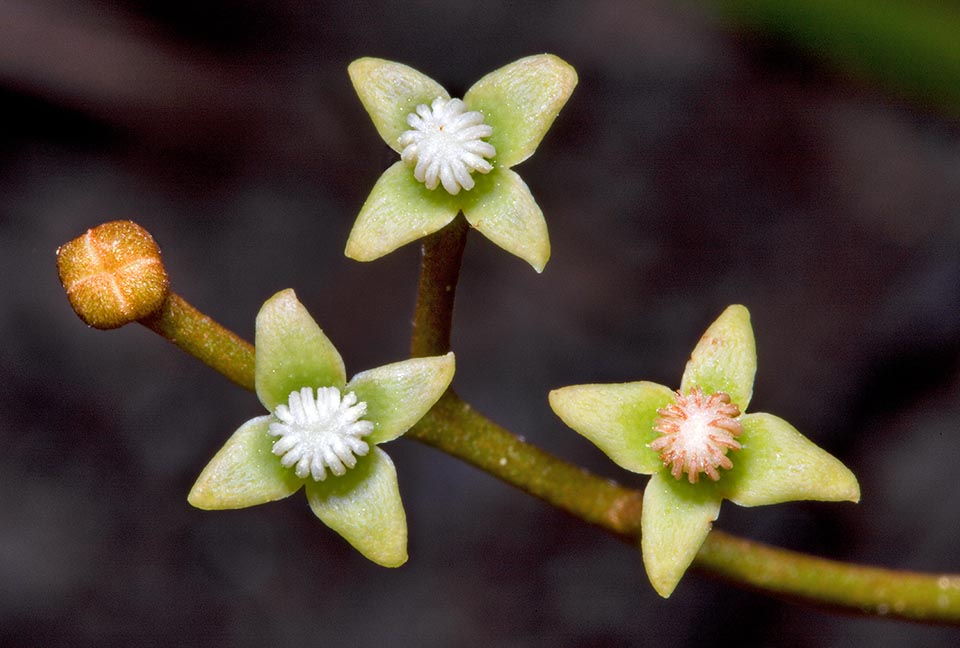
[{"left": 56, "top": 220, "right": 169, "bottom": 329}]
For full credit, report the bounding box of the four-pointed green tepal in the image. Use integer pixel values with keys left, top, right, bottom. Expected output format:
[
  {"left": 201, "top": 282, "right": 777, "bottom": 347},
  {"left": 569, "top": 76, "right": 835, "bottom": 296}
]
[
  {"left": 346, "top": 54, "right": 578, "bottom": 272},
  {"left": 188, "top": 289, "right": 455, "bottom": 567},
  {"left": 549, "top": 305, "right": 860, "bottom": 597}
]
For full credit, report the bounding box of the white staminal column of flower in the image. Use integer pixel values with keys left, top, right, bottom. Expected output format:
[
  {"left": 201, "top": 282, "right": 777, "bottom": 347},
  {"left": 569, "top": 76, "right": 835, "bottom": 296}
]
[
  {"left": 268, "top": 386, "right": 374, "bottom": 481},
  {"left": 398, "top": 97, "right": 496, "bottom": 195},
  {"left": 650, "top": 387, "right": 743, "bottom": 484}
]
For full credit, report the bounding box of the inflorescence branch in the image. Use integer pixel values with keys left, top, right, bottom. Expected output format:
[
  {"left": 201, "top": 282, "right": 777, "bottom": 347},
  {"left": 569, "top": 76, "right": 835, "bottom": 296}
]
[{"left": 56, "top": 220, "right": 960, "bottom": 624}]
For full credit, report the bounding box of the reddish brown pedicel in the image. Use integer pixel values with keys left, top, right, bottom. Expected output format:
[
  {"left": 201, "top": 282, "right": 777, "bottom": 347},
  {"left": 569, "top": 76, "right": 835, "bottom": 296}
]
[
  {"left": 57, "top": 220, "right": 169, "bottom": 329},
  {"left": 650, "top": 387, "right": 743, "bottom": 484}
]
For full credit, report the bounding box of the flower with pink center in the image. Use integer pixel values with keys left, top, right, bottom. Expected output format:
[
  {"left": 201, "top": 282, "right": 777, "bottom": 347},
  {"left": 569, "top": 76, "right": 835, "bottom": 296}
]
[
  {"left": 549, "top": 305, "right": 859, "bottom": 597},
  {"left": 650, "top": 387, "right": 742, "bottom": 483}
]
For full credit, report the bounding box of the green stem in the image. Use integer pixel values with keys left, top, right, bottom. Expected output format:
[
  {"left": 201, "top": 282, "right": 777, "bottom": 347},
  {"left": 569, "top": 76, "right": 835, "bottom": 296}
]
[
  {"left": 403, "top": 220, "right": 960, "bottom": 623},
  {"left": 131, "top": 232, "right": 960, "bottom": 624},
  {"left": 141, "top": 293, "right": 255, "bottom": 391},
  {"left": 698, "top": 531, "right": 960, "bottom": 622},
  {"left": 413, "top": 392, "right": 960, "bottom": 621},
  {"left": 410, "top": 391, "right": 645, "bottom": 537}
]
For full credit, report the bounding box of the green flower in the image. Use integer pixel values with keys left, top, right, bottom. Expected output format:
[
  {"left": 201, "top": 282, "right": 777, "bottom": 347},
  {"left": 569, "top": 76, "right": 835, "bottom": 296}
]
[
  {"left": 346, "top": 54, "right": 578, "bottom": 272},
  {"left": 188, "top": 289, "right": 455, "bottom": 567},
  {"left": 549, "top": 305, "right": 859, "bottom": 597}
]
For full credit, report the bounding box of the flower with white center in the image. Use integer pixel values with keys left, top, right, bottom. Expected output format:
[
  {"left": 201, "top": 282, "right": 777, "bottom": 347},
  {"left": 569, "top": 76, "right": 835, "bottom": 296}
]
[
  {"left": 549, "top": 305, "right": 859, "bottom": 597},
  {"left": 346, "top": 55, "right": 578, "bottom": 272},
  {"left": 269, "top": 387, "right": 373, "bottom": 481},
  {"left": 188, "top": 289, "right": 455, "bottom": 568},
  {"left": 398, "top": 97, "right": 496, "bottom": 194}
]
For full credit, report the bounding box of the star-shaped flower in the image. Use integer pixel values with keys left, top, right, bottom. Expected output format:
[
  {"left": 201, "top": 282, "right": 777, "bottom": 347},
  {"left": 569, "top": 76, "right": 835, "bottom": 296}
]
[
  {"left": 345, "top": 54, "right": 578, "bottom": 272},
  {"left": 188, "top": 289, "right": 455, "bottom": 567},
  {"left": 549, "top": 305, "right": 860, "bottom": 597}
]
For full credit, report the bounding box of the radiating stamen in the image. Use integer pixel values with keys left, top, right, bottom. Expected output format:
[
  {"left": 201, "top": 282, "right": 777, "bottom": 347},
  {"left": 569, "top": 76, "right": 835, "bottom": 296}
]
[
  {"left": 650, "top": 387, "right": 743, "bottom": 484},
  {"left": 268, "top": 386, "right": 374, "bottom": 481},
  {"left": 398, "top": 97, "right": 496, "bottom": 195}
]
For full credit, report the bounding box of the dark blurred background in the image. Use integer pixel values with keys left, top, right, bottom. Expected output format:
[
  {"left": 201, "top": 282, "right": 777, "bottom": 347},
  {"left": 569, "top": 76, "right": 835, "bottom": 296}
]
[{"left": 3, "top": 1, "right": 960, "bottom": 646}]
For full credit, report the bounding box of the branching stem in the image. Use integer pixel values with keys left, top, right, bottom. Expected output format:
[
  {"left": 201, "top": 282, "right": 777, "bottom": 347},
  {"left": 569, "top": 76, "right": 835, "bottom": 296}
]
[{"left": 130, "top": 222, "right": 960, "bottom": 624}]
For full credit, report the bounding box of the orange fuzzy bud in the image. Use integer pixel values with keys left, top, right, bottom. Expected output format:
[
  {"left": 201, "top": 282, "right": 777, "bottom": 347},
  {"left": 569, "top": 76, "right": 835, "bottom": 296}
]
[{"left": 57, "top": 220, "right": 169, "bottom": 329}]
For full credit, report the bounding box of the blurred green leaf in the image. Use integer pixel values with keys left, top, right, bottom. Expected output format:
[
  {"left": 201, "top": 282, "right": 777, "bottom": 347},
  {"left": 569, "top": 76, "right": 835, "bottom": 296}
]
[{"left": 720, "top": 0, "right": 960, "bottom": 115}]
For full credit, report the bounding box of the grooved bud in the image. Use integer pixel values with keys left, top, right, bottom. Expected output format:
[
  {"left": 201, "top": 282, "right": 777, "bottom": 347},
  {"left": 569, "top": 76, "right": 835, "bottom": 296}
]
[{"left": 56, "top": 220, "right": 169, "bottom": 329}]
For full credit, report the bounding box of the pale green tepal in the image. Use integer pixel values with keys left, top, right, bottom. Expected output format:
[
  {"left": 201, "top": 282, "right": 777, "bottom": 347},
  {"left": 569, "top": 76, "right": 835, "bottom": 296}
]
[
  {"left": 549, "top": 305, "right": 859, "bottom": 597},
  {"left": 346, "top": 54, "right": 578, "bottom": 272},
  {"left": 188, "top": 289, "right": 455, "bottom": 567}
]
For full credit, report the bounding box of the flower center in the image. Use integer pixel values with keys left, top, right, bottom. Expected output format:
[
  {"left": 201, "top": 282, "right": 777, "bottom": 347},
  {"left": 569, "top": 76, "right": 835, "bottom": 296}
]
[
  {"left": 650, "top": 387, "right": 743, "bottom": 484},
  {"left": 398, "top": 97, "right": 496, "bottom": 195},
  {"left": 268, "top": 386, "right": 374, "bottom": 481}
]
